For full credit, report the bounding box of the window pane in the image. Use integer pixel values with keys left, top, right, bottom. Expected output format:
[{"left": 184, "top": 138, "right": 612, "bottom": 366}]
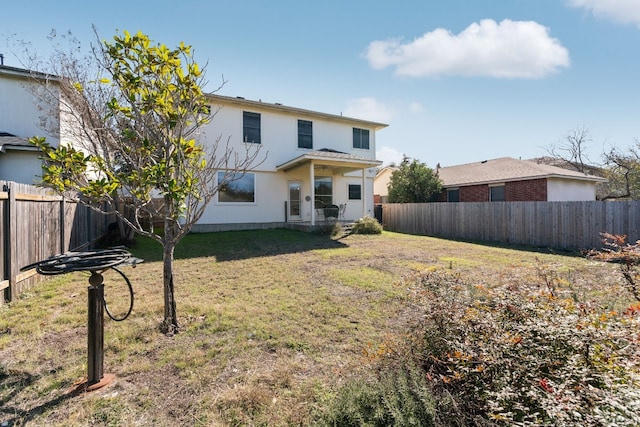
[
  {"left": 361, "top": 129, "right": 369, "bottom": 149},
  {"left": 490, "top": 186, "right": 505, "bottom": 202},
  {"left": 243, "top": 111, "right": 261, "bottom": 144},
  {"left": 298, "top": 120, "right": 312, "bottom": 149},
  {"left": 447, "top": 189, "right": 459, "bottom": 202},
  {"left": 353, "top": 128, "right": 370, "bottom": 149},
  {"left": 348, "top": 184, "right": 361, "bottom": 200},
  {"left": 314, "top": 176, "right": 332, "bottom": 208},
  {"left": 218, "top": 171, "right": 255, "bottom": 202}
]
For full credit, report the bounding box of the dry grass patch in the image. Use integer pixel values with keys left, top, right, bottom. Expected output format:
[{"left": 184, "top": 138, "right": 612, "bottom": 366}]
[{"left": 0, "top": 229, "right": 627, "bottom": 425}]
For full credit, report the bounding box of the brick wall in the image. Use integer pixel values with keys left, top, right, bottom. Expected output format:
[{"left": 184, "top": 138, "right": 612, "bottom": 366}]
[
  {"left": 505, "top": 178, "right": 547, "bottom": 201},
  {"left": 460, "top": 184, "right": 488, "bottom": 202},
  {"left": 437, "top": 178, "right": 548, "bottom": 202}
]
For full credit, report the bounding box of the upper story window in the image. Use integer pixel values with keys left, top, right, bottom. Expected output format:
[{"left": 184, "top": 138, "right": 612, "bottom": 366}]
[
  {"left": 243, "top": 111, "right": 261, "bottom": 144},
  {"left": 353, "top": 128, "right": 370, "bottom": 149},
  {"left": 298, "top": 119, "right": 313, "bottom": 149}
]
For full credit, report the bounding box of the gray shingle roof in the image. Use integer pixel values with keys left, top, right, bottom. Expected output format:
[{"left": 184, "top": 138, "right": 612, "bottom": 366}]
[{"left": 437, "top": 157, "right": 607, "bottom": 187}]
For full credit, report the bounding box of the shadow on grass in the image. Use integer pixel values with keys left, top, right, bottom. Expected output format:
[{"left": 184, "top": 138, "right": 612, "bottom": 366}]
[
  {"left": 0, "top": 367, "right": 74, "bottom": 426},
  {"left": 128, "top": 228, "right": 348, "bottom": 263}
]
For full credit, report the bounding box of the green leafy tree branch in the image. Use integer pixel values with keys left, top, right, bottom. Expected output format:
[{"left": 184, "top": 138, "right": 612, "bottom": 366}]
[{"left": 29, "top": 29, "right": 263, "bottom": 334}]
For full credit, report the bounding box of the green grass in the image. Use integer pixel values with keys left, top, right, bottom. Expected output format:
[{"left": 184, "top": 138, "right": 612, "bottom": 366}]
[{"left": 0, "top": 229, "right": 629, "bottom": 426}]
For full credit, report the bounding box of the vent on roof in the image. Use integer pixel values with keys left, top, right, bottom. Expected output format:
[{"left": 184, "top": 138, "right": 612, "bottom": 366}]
[
  {"left": 318, "top": 148, "right": 347, "bottom": 154},
  {"left": 481, "top": 160, "right": 488, "bottom": 164}
]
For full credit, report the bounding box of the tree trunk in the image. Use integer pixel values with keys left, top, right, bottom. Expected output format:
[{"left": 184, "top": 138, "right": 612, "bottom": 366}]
[{"left": 160, "top": 234, "right": 179, "bottom": 335}]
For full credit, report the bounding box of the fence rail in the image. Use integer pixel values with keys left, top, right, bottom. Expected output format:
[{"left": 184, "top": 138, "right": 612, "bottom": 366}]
[
  {"left": 381, "top": 201, "right": 640, "bottom": 250},
  {"left": 1, "top": 181, "right": 110, "bottom": 304}
]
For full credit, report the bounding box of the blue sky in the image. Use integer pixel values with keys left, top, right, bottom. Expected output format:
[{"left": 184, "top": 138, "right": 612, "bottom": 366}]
[{"left": 2, "top": 0, "right": 639, "bottom": 167}]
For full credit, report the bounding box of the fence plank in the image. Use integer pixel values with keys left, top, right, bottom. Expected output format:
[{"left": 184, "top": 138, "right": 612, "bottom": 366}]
[
  {"left": 0, "top": 181, "right": 112, "bottom": 303},
  {"left": 382, "top": 201, "right": 640, "bottom": 250}
]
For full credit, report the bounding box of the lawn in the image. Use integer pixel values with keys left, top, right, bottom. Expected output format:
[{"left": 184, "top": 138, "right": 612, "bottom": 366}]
[{"left": 0, "top": 229, "right": 629, "bottom": 426}]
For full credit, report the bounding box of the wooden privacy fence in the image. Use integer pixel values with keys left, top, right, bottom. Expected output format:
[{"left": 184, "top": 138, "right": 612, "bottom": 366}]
[
  {"left": 1, "top": 181, "right": 111, "bottom": 304},
  {"left": 381, "top": 201, "right": 640, "bottom": 250}
]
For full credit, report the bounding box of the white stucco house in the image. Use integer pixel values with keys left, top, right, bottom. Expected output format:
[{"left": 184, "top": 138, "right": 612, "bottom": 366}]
[{"left": 195, "top": 95, "right": 386, "bottom": 231}]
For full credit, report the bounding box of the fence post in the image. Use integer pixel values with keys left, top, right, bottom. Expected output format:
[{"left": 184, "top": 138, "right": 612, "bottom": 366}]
[
  {"left": 4, "top": 184, "right": 17, "bottom": 302},
  {"left": 60, "top": 198, "right": 66, "bottom": 253}
]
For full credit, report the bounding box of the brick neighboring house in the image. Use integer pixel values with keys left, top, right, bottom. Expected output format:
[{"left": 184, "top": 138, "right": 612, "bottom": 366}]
[{"left": 436, "top": 157, "right": 607, "bottom": 202}]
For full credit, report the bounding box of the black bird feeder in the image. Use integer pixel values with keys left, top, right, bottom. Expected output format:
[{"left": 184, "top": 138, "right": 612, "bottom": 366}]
[{"left": 22, "top": 247, "right": 143, "bottom": 393}]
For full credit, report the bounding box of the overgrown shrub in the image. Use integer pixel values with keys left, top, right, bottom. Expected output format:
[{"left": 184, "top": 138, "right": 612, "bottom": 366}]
[
  {"left": 319, "top": 267, "right": 640, "bottom": 426},
  {"left": 352, "top": 216, "right": 383, "bottom": 235},
  {"left": 313, "top": 222, "right": 343, "bottom": 237},
  {"left": 586, "top": 232, "right": 640, "bottom": 301},
  {"left": 315, "top": 365, "right": 437, "bottom": 427},
  {"left": 407, "top": 269, "right": 640, "bottom": 426}
]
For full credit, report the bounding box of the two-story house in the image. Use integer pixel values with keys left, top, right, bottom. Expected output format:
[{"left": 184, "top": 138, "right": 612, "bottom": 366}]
[{"left": 195, "top": 95, "right": 386, "bottom": 231}]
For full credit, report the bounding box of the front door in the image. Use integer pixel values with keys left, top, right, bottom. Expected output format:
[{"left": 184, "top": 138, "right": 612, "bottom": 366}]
[{"left": 288, "top": 181, "right": 302, "bottom": 221}]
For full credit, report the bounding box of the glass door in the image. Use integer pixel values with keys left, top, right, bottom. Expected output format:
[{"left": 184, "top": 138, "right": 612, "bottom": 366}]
[{"left": 288, "top": 181, "right": 302, "bottom": 221}]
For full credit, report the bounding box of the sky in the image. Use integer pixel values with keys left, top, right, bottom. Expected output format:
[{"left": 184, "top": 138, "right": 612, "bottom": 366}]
[{"left": 2, "top": 0, "right": 640, "bottom": 167}]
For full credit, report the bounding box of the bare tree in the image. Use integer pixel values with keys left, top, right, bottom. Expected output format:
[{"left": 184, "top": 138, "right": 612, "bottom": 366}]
[
  {"left": 546, "top": 126, "right": 594, "bottom": 173},
  {"left": 24, "top": 29, "right": 264, "bottom": 334}
]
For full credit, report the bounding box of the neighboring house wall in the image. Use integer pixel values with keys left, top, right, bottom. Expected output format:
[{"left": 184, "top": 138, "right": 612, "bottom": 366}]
[
  {"left": 0, "top": 150, "right": 42, "bottom": 184},
  {"left": 507, "top": 179, "right": 547, "bottom": 201},
  {"left": 547, "top": 178, "right": 596, "bottom": 202},
  {"left": 461, "top": 184, "right": 489, "bottom": 202},
  {"left": 0, "top": 67, "right": 59, "bottom": 144},
  {"left": 1, "top": 66, "right": 62, "bottom": 185},
  {"left": 373, "top": 167, "right": 395, "bottom": 203}
]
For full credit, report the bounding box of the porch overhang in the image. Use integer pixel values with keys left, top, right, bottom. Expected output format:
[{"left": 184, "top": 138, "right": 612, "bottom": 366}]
[{"left": 276, "top": 149, "right": 382, "bottom": 175}]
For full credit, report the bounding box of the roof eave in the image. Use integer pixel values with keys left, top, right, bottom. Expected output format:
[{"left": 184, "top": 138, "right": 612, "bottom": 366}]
[
  {"left": 442, "top": 174, "right": 607, "bottom": 187},
  {"left": 207, "top": 94, "right": 388, "bottom": 130}
]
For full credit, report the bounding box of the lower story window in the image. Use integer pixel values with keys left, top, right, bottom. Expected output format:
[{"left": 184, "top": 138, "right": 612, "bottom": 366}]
[
  {"left": 348, "top": 184, "right": 361, "bottom": 200},
  {"left": 490, "top": 185, "right": 505, "bottom": 202},
  {"left": 447, "top": 188, "right": 460, "bottom": 202},
  {"left": 314, "top": 176, "right": 332, "bottom": 208},
  {"left": 218, "top": 171, "right": 255, "bottom": 203}
]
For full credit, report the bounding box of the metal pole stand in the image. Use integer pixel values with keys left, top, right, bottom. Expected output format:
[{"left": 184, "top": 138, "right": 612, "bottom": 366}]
[{"left": 67, "top": 272, "right": 115, "bottom": 394}]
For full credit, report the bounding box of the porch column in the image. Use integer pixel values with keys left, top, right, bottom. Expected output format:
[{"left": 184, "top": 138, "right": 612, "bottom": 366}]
[
  {"left": 310, "top": 161, "right": 316, "bottom": 226},
  {"left": 362, "top": 167, "right": 366, "bottom": 219}
]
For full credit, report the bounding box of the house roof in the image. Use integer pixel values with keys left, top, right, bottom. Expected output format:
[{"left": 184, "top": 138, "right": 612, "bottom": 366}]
[
  {"left": 0, "top": 132, "right": 38, "bottom": 153},
  {"left": 437, "top": 157, "right": 607, "bottom": 187},
  {"left": 207, "top": 94, "right": 388, "bottom": 131},
  {"left": 276, "top": 148, "right": 382, "bottom": 173},
  {"left": 0, "top": 64, "right": 58, "bottom": 81}
]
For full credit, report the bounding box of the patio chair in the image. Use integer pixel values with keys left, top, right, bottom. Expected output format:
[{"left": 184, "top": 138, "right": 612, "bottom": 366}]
[
  {"left": 338, "top": 203, "right": 346, "bottom": 220},
  {"left": 324, "top": 205, "right": 339, "bottom": 221}
]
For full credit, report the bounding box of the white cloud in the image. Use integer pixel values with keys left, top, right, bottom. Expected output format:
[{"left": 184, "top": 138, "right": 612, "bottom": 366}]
[
  {"left": 567, "top": 0, "right": 640, "bottom": 27},
  {"left": 343, "top": 97, "right": 394, "bottom": 123},
  {"left": 376, "top": 146, "right": 404, "bottom": 166},
  {"left": 364, "top": 19, "right": 570, "bottom": 79}
]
